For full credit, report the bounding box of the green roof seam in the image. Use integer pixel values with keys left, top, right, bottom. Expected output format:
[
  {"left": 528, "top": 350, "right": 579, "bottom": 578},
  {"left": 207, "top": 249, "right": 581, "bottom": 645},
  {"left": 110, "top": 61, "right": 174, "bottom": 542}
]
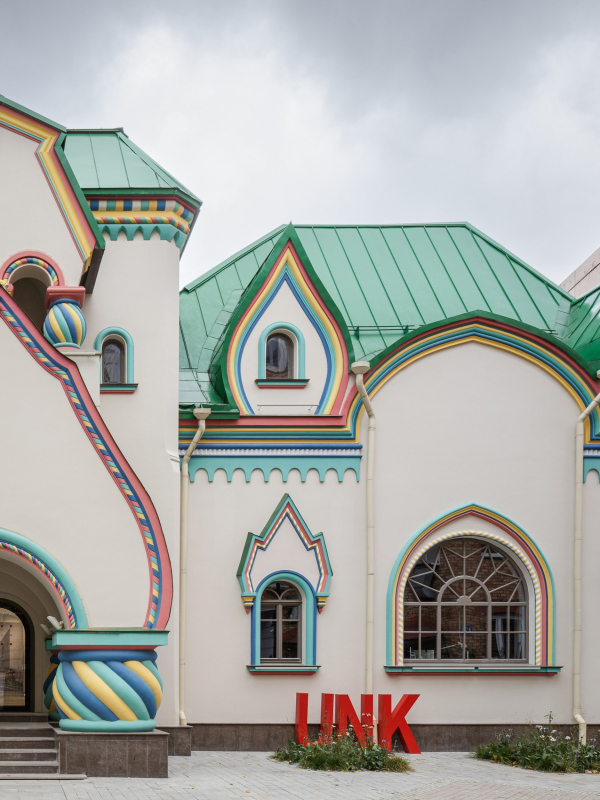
[
  {"left": 379, "top": 228, "right": 427, "bottom": 325},
  {"left": 470, "top": 231, "right": 522, "bottom": 321},
  {"left": 400, "top": 227, "right": 446, "bottom": 317},
  {"left": 356, "top": 228, "right": 405, "bottom": 326},
  {"left": 423, "top": 227, "right": 469, "bottom": 315},
  {"left": 444, "top": 225, "right": 492, "bottom": 313}
]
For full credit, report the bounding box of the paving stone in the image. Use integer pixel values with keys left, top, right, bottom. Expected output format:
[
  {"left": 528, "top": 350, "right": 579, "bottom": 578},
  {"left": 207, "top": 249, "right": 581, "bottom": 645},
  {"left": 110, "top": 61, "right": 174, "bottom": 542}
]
[{"left": 0, "top": 752, "right": 599, "bottom": 799}]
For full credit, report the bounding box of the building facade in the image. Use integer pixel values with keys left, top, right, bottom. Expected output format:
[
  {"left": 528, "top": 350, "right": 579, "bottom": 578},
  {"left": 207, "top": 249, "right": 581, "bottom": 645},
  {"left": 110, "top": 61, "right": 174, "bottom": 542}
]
[{"left": 1, "top": 94, "right": 599, "bottom": 768}]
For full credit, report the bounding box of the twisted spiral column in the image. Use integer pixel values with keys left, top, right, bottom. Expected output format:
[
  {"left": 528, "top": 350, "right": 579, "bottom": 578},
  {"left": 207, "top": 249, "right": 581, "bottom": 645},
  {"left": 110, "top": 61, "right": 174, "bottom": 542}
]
[
  {"left": 43, "top": 652, "right": 60, "bottom": 721},
  {"left": 52, "top": 649, "right": 163, "bottom": 732}
]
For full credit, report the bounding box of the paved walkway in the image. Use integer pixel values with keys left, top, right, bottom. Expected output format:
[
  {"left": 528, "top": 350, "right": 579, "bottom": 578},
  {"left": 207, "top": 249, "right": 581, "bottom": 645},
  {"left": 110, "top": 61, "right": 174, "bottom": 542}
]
[{"left": 1, "top": 752, "right": 600, "bottom": 799}]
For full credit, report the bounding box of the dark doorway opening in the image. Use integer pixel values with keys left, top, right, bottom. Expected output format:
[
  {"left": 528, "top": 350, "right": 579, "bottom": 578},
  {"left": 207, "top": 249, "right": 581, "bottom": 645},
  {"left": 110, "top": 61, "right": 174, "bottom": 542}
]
[
  {"left": 11, "top": 278, "right": 47, "bottom": 331},
  {"left": 0, "top": 601, "right": 32, "bottom": 712}
]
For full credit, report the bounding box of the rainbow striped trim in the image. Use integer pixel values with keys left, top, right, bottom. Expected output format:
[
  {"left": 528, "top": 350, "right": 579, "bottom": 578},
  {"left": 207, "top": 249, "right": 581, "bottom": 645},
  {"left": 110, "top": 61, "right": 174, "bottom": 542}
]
[
  {"left": 0, "top": 288, "right": 172, "bottom": 628},
  {"left": 236, "top": 494, "right": 332, "bottom": 610},
  {"left": 186, "top": 315, "right": 600, "bottom": 452},
  {"left": 386, "top": 504, "right": 555, "bottom": 667},
  {"left": 2, "top": 256, "right": 59, "bottom": 285},
  {"left": 0, "top": 540, "right": 78, "bottom": 628},
  {"left": 227, "top": 241, "right": 349, "bottom": 416},
  {"left": 0, "top": 104, "right": 97, "bottom": 266}
]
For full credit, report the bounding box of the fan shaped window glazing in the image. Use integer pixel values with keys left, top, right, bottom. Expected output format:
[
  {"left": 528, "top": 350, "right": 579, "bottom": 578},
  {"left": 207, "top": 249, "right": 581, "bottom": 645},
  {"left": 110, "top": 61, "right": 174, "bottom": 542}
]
[{"left": 403, "top": 539, "right": 528, "bottom": 662}]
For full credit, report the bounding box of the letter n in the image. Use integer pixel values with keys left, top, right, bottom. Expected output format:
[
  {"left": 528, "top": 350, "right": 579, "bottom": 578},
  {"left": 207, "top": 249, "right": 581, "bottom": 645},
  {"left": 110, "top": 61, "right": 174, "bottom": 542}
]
[
  {"left": 378, "top": 694, "right": 420, "bottom": 754},
  {"left": 319, "top": 693, "right": 334, "bottom": 743},
  {"left": 335, "top": 695, "right": 366, "bottom": 745}
]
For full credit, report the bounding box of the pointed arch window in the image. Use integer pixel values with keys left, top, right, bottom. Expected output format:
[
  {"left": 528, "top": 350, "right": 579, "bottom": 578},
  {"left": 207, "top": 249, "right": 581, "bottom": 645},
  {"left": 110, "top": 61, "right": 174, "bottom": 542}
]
[{"left": 403, "top": 538, "right": 528, "bottom": 662}]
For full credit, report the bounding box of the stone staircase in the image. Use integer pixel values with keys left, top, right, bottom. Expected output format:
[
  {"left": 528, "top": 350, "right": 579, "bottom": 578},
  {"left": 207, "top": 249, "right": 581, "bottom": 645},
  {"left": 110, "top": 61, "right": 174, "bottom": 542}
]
[{"left": 0, "top": 714, "right": 85, "bottom": 779}]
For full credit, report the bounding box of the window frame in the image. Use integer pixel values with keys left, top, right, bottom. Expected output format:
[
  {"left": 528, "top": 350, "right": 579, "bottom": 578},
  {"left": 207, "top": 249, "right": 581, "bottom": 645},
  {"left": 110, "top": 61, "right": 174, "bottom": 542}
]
[
  {"left": 403, "top": 538, "right": 529, "bottom": 664},
  {"left": 257, "top": 322, "right": 306, "bottom": 382},
  {"left": 101, "top": 337, "right": 126, "bottom": 385},
  {"left": 259, "top": 581, "right": 302, "bottom": 663},
  {"left": 250, "top": 571, "right": 317, "bottom": 667}
]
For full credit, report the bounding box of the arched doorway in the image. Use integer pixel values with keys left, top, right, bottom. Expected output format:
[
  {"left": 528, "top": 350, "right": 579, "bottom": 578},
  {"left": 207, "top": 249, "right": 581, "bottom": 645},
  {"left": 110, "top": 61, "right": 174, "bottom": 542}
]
[{"left": 0, "top": 600, "right": 32, "bottom": 712}]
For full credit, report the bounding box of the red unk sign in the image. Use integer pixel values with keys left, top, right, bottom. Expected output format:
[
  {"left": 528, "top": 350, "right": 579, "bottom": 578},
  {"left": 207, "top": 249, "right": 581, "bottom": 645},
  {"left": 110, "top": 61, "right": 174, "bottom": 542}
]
[{"left": 295, "top": 692, "right": 420, "bottom": 754}]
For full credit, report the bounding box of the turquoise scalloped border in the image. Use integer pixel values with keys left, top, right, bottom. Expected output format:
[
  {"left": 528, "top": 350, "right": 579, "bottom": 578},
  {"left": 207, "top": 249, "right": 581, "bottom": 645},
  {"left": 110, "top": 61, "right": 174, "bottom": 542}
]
[{"left": 188, "top": 456, "right": 360, "bottom": 483}]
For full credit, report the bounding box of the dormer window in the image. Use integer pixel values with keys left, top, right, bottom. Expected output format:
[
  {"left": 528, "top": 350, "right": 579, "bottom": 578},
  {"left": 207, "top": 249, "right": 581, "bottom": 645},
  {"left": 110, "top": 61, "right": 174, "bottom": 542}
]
[{"left": 266, "top": 333, "right": 294, "bottom": 379}]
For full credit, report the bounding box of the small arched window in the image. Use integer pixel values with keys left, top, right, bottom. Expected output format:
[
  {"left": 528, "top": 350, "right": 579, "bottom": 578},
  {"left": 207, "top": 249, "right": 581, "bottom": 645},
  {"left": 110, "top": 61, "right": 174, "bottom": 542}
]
[
  {"left": 403, "top": 538, "right": 527, "bottom": 662},
  {"left": 260, "top": 580, "right": 302, "bottom": 662},
  {"left": 266, "top": 333, "right": 294, "bottom": 380},
  {"left": 102, "top": 339, "right": 125, "bottom": 384}
]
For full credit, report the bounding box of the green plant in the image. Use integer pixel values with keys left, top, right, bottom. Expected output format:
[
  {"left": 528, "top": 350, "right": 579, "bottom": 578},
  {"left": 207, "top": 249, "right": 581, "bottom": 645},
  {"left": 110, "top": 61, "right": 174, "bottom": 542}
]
[
  {"left": 273, "top": 732, "right": 411, "bottom": 772},
  {"left": 474, "top": 713, "right": 600, "bottom": 773}
]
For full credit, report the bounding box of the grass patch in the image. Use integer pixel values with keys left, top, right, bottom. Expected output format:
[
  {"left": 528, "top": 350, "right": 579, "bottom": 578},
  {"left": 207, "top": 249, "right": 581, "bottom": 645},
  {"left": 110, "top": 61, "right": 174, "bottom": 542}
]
[
  {"left": 273, "top": 735, "right": 412, "bottom": 772},
  {"left": 474, "top": 714, "right": 600, "bottom": 773}
]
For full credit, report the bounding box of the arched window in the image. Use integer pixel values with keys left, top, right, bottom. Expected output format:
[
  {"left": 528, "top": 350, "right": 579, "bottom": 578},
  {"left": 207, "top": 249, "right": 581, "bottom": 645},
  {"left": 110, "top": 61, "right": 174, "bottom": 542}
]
[
  {"left": 266, "top": 333, "right": 294, "bottom": 380},
  {"left": 102, "top": 339, "right": 125, "bottom": 384},
  {"left": 260, "top": 580, "right": 302, "bottom": 662},
  {"left": 403, "top": 538, "right": 527, "bottom": 662}
]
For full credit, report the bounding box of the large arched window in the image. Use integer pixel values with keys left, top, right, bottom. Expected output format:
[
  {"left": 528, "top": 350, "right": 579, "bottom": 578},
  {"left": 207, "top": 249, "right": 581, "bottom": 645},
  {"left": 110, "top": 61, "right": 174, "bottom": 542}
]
[
  {"left": 260, "top": 580, "right": 302, "bottom": 662},
  {"left": 403, "top": 538, "right": 527, "bottom": 662},
  {"left": 265, "top": 333, "right": 294, "bottom": 380},
  {"left": 102, "top": 339, "right": 125, "bottom": 384}
]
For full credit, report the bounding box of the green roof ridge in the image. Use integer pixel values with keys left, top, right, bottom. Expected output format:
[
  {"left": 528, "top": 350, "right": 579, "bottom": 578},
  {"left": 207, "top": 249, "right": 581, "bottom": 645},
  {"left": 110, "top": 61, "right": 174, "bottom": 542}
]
[{"left": 182, "top": 224, "right": 288, "bottom": 292}]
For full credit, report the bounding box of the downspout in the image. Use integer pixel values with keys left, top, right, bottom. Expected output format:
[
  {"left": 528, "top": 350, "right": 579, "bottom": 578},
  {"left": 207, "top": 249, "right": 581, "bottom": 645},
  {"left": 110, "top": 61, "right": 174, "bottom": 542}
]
[
  {"left": 352, "top": 362, "right": 376, "bottom": 696},
  {"left": 179, "top": 406, "right": 211, "bottom": 726},
  {"left": 574, "top": 376, "right": 600, "bottom": 744}
]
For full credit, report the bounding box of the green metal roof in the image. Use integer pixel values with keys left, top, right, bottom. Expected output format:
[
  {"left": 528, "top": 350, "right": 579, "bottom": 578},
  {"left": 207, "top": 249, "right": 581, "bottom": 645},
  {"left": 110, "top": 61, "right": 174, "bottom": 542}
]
[
  {"left": 563, "top": 284, "right": 600, "bottom": 371},
  {"left": 179, "top": 222, "right": 584, "bottom": 408},
  {"left": 63, "top": 130, "right": 200, "bottom": 205}
]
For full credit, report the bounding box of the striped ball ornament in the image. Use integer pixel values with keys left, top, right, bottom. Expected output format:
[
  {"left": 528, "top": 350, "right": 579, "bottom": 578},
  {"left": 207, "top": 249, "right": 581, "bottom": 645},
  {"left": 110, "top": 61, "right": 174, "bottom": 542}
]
[
  {"left": 43, "top": 299, "right": 87, "bottom": 350},
  {"left": 52, "top": 649, "right": 163, "bottom": 732}
]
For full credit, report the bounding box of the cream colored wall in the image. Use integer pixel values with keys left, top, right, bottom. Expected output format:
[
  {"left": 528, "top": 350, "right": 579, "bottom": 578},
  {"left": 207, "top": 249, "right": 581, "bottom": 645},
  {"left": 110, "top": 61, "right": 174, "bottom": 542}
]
[
  {"left": 83, "top": 235, "right": 181, "bottom": 726},
  {"left": 0, "top": 126, "right": 84, "bottom": 283},
  {"left": 185, "top": 340, "right": 599, "bottom": 725},
  {"left": 239, "top": 282, "right": 329, "bottom": 415},
  {"left": 0, "top": 314, "right": 148, "bottom": 628}
]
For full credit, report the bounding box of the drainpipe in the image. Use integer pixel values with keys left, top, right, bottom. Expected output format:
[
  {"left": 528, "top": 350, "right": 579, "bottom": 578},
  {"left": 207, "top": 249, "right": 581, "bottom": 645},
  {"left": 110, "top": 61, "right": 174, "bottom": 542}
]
[
  {"left": 574, "top": 375, "right": 600, "bottom": 744},
  {"left": 351, "top": 362, "right": 376, "bottom": 696},
  {"left": 179, "top": 406, "right": 211, "bottom": 726}
]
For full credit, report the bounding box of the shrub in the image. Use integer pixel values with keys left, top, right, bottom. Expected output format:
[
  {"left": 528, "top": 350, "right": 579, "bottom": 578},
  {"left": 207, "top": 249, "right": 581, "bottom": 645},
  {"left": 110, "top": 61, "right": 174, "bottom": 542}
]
[
  {"left": 273, "top": 734, "right": 411, "bottom": 772},
  {"left": 474, "top": 714, "right": 600, "bottom": 773}
]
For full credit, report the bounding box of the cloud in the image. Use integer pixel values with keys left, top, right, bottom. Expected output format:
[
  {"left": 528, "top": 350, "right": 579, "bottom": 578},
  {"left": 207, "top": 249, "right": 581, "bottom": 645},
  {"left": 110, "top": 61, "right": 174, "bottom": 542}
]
[{"left": 4, "top": 1, "right": 600, "bottom": 286}]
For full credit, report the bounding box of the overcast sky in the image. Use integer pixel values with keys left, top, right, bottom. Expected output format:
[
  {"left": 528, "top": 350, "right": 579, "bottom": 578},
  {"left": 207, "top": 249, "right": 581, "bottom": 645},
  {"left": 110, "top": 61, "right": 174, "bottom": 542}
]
[{"left": 2, "top": 0, "right": 600, "bottom": 287}]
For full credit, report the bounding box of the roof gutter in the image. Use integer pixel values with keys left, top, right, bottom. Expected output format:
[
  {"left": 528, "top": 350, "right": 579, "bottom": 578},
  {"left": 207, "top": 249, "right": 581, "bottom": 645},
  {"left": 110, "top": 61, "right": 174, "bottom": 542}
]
[
  {"left": 573, "top": 376, "right": 600, "bottom": 744},
  {"left": 351, "top": 361, "right": 375, "bottom": 696},
  {"left": 179, "top": 407, "right": 210, "bottom": 726}
]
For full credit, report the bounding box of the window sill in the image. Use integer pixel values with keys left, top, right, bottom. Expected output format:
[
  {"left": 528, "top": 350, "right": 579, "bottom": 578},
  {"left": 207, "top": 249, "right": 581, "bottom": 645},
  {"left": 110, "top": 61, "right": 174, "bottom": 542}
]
[
  {"left": 385, "top": 665, "right": 562, "bottom": 675},
  {"left": 100, "top": 383, "right": 138, "bottom": 394},
  {"left": 247, "top": 665, "right": 320, "bottom": 675},
  {"left": 255, "top": 379, "right": 309, "bottom": 389}
]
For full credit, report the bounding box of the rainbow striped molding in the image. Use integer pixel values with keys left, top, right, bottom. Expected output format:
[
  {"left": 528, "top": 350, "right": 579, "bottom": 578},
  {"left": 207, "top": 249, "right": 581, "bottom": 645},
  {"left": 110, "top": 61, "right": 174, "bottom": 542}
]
[
  {"left": 0, "top": 287, "right": 172, "bottom": 628},
  {"left": 236, "top": 494, "right": 332, "bottom": 611}
]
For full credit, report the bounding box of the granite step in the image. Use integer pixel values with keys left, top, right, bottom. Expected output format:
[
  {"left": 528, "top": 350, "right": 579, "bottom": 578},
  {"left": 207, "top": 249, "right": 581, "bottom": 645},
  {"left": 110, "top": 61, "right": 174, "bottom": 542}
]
[
  {"left": 0, "top": 761, "right": 59, "bottom": 774},
  {"left": 0, "top": 738, "right": 55, "bottom": 750},
  {"left": 0, "top": 724, "right": 54, "bottom": 738},
  {"left": 0, "top": 749, "right": 58, "bottom": 762},
  {"left": 0, "top": 773, "right": 86, "bottom": 780}
]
